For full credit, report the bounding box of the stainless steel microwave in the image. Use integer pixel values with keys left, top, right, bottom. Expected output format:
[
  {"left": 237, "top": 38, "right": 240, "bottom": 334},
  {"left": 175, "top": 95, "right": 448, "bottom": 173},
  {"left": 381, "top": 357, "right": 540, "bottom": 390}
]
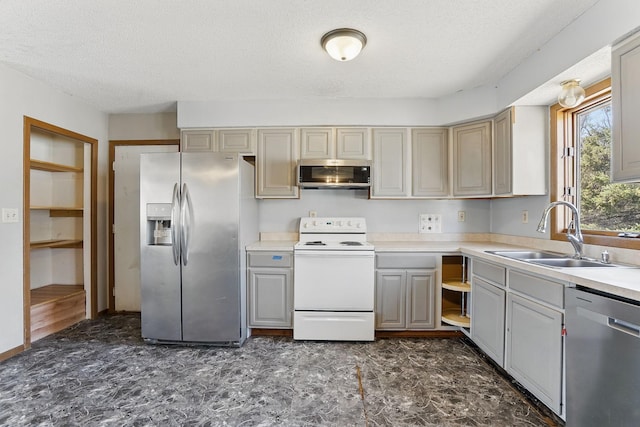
[{"left": 297, "top": 159, "right": 371, "bottom": 189}]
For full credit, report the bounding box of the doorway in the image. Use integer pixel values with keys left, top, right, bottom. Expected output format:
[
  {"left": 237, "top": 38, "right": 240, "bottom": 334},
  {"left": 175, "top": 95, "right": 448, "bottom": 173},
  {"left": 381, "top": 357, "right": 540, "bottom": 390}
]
[{"left": 109, "top": 140, "right": 179, "bottom": 312}]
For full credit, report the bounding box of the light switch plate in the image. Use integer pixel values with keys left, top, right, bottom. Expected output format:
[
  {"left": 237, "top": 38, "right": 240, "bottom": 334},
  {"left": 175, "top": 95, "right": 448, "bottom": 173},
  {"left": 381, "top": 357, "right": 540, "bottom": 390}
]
[
  {"left": 2, "top": 208, "right": 19, "bottom": 223},
  {"left": 420, "top": 213, "right": 442, "bottom": 233}
]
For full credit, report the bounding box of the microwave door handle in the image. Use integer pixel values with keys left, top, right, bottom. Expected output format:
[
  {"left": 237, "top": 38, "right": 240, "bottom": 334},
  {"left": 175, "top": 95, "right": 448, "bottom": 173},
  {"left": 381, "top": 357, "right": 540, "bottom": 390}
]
[{"left": 170, "top": 183, "right": 180, "bottom": 265}]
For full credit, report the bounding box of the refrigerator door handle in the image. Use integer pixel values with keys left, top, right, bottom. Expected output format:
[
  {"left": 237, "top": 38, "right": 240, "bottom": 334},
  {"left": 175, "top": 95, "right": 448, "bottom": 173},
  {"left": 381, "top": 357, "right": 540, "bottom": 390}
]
[
  {"left": 170, "top": 182, "right": 181, "bottom": 266},
  {"left": 180, "top": 183, "right": 194, "bottom": 266}
]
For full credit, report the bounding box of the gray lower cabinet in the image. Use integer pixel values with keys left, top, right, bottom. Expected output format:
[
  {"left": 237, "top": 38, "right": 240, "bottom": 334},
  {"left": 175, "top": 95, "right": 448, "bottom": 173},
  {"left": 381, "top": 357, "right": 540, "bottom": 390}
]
[
  {"left": 505, "top": 292, "right": 563, "bottom": 415},
  {"left": 375, "top": 253, "right": 436, "bottom": 330},
  {"left": 471, "top": 277, "right": 505, "bottom": 366},
  {"left": 471, "top": 259, "right": 506, "bottom": 366},
  {"left": 247, "top": 251, "right": 293, "bottom": 328},
  {"left": 469, "top": 257, "right": 565, "bottom": 417}
]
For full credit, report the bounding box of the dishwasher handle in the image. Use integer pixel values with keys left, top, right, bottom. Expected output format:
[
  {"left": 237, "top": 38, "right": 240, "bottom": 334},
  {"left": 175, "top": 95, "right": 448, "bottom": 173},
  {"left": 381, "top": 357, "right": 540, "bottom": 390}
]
[
  {"left": 608, "top": 317, "right": 640, "bottom": 337},
  {"left": 577, "top": 306, "right": 640, "bottom": 339}
]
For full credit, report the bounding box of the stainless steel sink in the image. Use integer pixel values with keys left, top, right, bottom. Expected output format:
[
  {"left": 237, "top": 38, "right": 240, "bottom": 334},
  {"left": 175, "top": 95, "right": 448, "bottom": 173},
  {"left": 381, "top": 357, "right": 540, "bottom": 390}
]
[
  {"left": 485, "top": 250, "right": 635, "bottom": 268},
  {"left": 486, "top": 250, "right": 566, "bottom": 260},
  {"left": 529, "top": 258, "right": 617, "bottom": 268}
]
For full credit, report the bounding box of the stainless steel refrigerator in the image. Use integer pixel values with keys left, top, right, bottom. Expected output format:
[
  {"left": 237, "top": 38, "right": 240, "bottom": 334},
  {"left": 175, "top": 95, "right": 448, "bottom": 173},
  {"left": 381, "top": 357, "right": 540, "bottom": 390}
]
[{"left": 140, "top": 152, "right": 258, "bottom": 346}]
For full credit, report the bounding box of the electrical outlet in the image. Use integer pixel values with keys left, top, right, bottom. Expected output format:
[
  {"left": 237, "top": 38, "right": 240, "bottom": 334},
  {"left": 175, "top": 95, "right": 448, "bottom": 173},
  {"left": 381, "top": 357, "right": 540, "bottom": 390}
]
[
  {"left": 457, "top": 211, "right": 466, "bottom": 222},
  {"left": 522, "top": 210, "right": 529, "bottom": 224},
  {"left": 309, "top": 211, "right": 317, "bottom": 218},
  {"left": 420, "top": 213, "right": 442, "bottom": 233},
  {"left": 2, "top": 208, "right": 19, "bottom": 223}
]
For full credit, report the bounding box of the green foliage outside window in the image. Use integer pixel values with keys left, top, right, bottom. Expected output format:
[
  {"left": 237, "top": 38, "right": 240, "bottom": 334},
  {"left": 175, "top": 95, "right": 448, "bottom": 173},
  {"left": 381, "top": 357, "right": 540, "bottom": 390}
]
[{"left": 578, "top": 104, "right": 640, "bottom": 232}]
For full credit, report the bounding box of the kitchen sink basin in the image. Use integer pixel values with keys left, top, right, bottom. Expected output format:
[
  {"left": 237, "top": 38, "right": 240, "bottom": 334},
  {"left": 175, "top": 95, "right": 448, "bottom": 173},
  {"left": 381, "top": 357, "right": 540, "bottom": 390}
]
[
  {"left": 486, "top": 250, "right": 636, "bottom": 268},
  {"left": 486, "top": 250, "right": 566, "bottom": 260},
  {"left": 528, "top": 258, "right": 617, "bottom": 268}
]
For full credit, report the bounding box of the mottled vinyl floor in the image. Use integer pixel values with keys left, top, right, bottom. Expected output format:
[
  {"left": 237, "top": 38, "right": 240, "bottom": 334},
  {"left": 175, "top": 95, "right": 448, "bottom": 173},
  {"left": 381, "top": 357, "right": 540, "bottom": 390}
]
[{"left": 0, "top": 315, "right": 557, "bottom": 426}]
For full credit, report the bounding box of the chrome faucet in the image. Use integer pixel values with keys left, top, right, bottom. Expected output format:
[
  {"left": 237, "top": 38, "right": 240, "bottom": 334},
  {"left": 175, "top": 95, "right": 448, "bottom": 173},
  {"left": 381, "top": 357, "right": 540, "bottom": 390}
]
[{"left": 537, "top": 201, "right": 584, "bottom": 259}]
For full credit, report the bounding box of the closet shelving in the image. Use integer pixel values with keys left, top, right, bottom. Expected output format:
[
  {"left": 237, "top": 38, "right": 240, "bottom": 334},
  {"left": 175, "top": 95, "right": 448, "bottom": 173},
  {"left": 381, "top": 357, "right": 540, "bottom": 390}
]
[{"left": 24, "top": 117, "right": 97, "bottom": 344}]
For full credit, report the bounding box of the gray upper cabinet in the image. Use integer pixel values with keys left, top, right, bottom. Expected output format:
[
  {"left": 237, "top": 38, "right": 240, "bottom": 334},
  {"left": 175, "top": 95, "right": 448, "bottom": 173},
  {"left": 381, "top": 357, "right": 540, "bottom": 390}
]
[
  {"left": 300, "top": 127, "right": 371, "bottom": 160},
  {"left": 412, "top": 128, "right": 449, "bottom": 197},
  {"left": 336, "top": 128, "right": 371, "bottom": 159},
  {"left": 493, "top": 110, "right": 512, "bottom": 195},
  {"left": 181, "top": 129, "right": 217, "bottom": 152},
  {"left": 372, "top": 128, "right": 409, "bottom": 197},
  {"left": 300, "top": 128, "right": 335, "bottom": 159},
  {"left": 612, "top": 32, "right": 640, "bottom": 183},
  {"left": 452, "top": 121, "right": 492, "bottom": 197},
  {"left": 218, "top": 129, "right": 256, "bottom": 154},
  {"left": 181, "top": 129, "right": 256, "bottom": 154},
  {"left": 256, "top": 128, "right": 299, "bottom": 198},
  {"left": 493, "top": 107, "right": 546, "bottom": 196}
]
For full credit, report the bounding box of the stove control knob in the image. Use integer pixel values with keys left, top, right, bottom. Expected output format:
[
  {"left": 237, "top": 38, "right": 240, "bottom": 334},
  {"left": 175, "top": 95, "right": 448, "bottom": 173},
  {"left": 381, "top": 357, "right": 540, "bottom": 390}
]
[
  {"left": 336, "top": 220, "right": 342, "bottom": 226},
  {"left": 357, "top": 222, "right": 363, "bottom": 228}
]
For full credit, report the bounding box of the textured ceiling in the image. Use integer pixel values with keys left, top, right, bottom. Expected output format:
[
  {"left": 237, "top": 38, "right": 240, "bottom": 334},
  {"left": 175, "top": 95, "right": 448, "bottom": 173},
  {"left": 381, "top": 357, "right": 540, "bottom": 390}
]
[{"left": 0, "top": 0, "right": 603, "bottom": 113}]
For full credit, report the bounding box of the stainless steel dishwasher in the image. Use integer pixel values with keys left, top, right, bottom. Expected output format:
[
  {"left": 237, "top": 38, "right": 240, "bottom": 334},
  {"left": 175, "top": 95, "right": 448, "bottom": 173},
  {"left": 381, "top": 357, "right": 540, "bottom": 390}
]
[{"left": 566, "top": 286, "right": 640, "bottom": 427}]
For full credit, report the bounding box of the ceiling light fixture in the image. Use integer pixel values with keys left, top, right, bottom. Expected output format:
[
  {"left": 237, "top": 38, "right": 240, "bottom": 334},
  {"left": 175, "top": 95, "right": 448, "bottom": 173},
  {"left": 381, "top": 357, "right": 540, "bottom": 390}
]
[
  {"left": 558, "top": 79, "right": 586, "bottom": 108},
  {"left": 321, "top": 28, "right": 367, "bottom": 62}
]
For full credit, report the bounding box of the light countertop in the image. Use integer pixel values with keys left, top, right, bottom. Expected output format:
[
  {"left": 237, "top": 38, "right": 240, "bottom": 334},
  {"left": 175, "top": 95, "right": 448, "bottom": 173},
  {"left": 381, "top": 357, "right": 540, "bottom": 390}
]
[
  {"left": 247, "top": 239, "right": 640, "bottom": 301},
  {"left": 245, "top": 241, "right": 296, "bottom": 251}
]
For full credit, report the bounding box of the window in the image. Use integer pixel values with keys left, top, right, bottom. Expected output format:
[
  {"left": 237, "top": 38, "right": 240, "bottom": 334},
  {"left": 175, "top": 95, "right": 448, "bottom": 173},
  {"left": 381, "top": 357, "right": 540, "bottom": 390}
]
[{"left": 552, "top": 78, "right": 640, "bottom": 249}]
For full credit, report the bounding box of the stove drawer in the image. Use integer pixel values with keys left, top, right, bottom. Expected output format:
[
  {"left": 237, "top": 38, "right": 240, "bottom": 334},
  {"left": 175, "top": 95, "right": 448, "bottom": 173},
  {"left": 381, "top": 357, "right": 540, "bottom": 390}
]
[{"left": 293, "top": 311, "right": 375, "bottom": 341}]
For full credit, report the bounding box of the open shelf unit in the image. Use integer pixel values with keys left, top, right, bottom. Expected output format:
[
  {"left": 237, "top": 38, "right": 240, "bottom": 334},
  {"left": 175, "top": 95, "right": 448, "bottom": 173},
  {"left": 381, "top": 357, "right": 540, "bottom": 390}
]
[
  {"left": 24, "top": 116, "right": 98, "bottom": 345},
  {"left": 30, "top": 159, "right": 84, "bottom": 173},
  {"left": 30, "top": 239, "right": 83, "bottom": 249},
  {"left": 441, "top": 255, "right": 471, "bottom": 331}
]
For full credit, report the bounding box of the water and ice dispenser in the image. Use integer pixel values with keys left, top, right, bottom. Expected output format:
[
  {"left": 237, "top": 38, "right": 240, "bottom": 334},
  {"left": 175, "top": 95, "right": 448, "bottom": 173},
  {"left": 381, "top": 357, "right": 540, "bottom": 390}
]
[{"left": 145, "top": 203, "right": 173, "bottom": 245}]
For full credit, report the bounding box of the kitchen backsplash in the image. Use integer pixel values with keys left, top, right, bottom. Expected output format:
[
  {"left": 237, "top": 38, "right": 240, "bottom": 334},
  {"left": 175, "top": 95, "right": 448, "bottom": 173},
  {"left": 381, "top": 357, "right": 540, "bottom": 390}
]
[{"left": 258, "top": 189, "right": 491, "bottom": 234}]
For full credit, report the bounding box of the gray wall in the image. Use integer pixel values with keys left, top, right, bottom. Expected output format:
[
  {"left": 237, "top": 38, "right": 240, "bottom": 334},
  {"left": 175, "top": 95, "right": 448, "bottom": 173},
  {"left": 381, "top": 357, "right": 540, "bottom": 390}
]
[
  {"left": 490, "top": 196, "right": 551, "bottom": 238},
  {"left": 0, "top": 62, "right": 108, "bottom": 353},
  {"left": 259, "top": 190, "right": 490, "bottom": 234},
  {"left": 109, "top": 112, "right": 179, "bottom": 140}
]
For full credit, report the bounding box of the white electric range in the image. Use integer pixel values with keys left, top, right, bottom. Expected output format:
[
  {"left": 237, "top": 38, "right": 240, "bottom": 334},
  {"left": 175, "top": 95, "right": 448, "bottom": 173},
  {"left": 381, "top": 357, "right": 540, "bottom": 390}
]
[{"left": 293, "top": 217, "right": 375, "bottom": 341}]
